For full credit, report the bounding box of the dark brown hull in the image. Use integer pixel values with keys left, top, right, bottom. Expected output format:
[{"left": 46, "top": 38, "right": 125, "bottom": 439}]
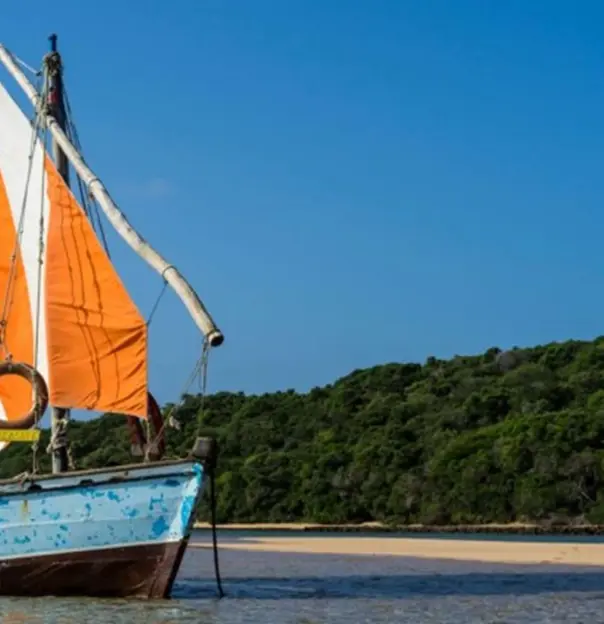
[{"left": 0, "top": 540, "right": 189, "bottom": 599}]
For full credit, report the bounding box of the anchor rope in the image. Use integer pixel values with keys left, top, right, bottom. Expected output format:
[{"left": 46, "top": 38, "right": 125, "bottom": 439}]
[
  {"left": 209, "top": 464, "right": 225, "bottom": 598},
  {"left": 184, "top": 341, "right": 224, "bottom": 598},
  {"left": 192, "top": 345, "right": 224, "bottom": 599}
]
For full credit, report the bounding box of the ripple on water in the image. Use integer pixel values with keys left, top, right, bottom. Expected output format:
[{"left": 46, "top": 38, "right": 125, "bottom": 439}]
[{"left": 3, "top": 536, "right": 604, "bottom": 623}]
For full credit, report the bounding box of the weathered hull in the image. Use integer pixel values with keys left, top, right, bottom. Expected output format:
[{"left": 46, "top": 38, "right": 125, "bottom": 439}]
[{"left": 0, "top": 460, "right": 205, "bottom": 598}]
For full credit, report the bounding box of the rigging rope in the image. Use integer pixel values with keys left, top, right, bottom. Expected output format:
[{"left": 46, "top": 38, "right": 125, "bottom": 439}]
[
  {"left": 33, "top": 123, "right": 48, "bottom": 372},
  {"left": 31, "top": 119, "right": 49, "bottom": 475},
  {"left": 62, "top": 70, "right": 222, "bottom": 591},
  {"left": 141, "top": 339, "right": 223, "bottom": 598},
  {"left": 0, "top": 74, "right": 49, "bottom": 359},
  {"left": 0, "top": 60, "right": 51, "bottom": 471},
  {"left": 179, "top": 341, "right": 223, "bottom": 599},
  {"left": 13, "top": 55, "right": 41, "bottom": 78},
  {"left": 146, "top": 279, "right": 169, "bottom": 327},
  {"left": 0, "top": 63, "right": 55, "bottom": 473},
  {"left": 63, "top": 84, "right": 187, "bottom": 328},
  {"left": 143, "top": 340, "right": 210, "bottom": 461},
  {"left": 62, "top": 85, "right": 111, "bottom": 257},
  {"left": 194, "top": 342, "right": 211, "bottom": 440},
  {"left": 41, "top": 70, "right": 78, "bottom": 473}
]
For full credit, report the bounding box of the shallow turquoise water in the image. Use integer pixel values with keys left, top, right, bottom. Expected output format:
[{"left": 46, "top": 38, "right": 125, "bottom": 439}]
[{"left": 3, "top": 531, "right": 604, "bottom": 623}]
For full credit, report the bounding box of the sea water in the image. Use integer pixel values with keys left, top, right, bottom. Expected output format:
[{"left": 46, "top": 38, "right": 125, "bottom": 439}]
[{"left": 2, "top": 531, "right": 604, "bottom": 623}]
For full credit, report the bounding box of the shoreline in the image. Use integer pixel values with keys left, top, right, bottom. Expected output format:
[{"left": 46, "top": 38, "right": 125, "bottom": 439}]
[
  {"left": 190, "top": 535, "right": 604, "bottom": 566},
  {"left": 193, "top": 521, "right": 604, "bottom": 535}
]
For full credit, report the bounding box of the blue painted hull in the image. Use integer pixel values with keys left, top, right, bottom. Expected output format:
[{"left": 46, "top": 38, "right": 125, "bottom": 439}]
[{"left": 0, "top": 460, "right": 206, "bottom": 598}]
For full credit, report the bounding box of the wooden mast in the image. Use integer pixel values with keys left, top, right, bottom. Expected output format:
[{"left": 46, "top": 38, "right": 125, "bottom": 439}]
[{"left": 45, "top": 34, "right": 70, "bottom": 474}]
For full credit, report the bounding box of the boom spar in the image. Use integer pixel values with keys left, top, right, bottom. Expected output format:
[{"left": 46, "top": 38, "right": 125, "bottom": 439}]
[{"left": 0, "top": 43, "right": 224, "bottom": 348}]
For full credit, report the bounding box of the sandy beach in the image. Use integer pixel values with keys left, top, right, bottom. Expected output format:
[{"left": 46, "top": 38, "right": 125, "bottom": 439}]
[
  {"left": 194, "top": 522, "right": 390, "bottom": 531},
  {"left": 193, "top": 521, "right": 543, "bottom": 531},
  {"left": 193, "top": 520, "right": 603, "bottom": 534},
  {"left": 191, "top": 535, "right": 604, "bottom": 567}
]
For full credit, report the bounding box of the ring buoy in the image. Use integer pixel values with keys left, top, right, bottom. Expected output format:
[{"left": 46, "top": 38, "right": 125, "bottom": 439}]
[
  {"left": 0, "top": 361, "right": 48, "bottom": 429},
  {"left": 127, "top": 391, "right": 166, "bottom": 460}
]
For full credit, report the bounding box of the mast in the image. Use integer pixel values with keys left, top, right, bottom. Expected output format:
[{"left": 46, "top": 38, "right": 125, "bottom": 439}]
[
  {"left": 45, "top": 34, "right": 70, "bottom": 474},
  {"left": 46, "top": 35, "right": 69, "bottom": 186},
  {"left": 0, "top": 43, "right": 224, "bottom": 350}
]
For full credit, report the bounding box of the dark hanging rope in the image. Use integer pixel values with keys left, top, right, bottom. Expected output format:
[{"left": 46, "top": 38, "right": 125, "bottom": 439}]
[
  {"left": 188, "top": 345, "right": 223, "bottom": 598},
  {"left": 42, "top": 58, "right": 224, "bottom": 598},
  {"left": 208, "top": 449, "right": 224, "bottom": 598}
]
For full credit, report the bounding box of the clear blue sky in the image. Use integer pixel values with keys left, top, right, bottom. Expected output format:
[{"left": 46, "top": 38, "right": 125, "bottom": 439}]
[{"left": 3, "top": 1, "right": 604, "bottom": 404}]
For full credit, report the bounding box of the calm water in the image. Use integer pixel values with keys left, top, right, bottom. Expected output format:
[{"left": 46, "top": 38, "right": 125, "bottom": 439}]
[{"left": 3, "top": 531, "right": 604, "bottom": 623}]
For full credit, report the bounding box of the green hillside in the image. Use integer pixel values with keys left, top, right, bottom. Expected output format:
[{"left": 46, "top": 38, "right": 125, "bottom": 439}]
[{"left": 3, "top": 338, "right": 604, "bottom": 526}]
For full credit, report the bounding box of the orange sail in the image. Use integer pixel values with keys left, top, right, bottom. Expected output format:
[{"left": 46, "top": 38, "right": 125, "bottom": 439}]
[{"left": 0, "top": 81, "right": 148, "bottom": 422}]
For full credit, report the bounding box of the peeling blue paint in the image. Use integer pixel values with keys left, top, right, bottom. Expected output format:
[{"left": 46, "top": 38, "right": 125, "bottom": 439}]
[
  {"left": 81, "top": 488, "right": 106, "bottom": 499},
  {"left": 14, "top": 535, "right": 30, "bottom": 544},
  {"left": 180, "top": 495, "right": 196, "bottom": 531},
  {"left": 151, "top": 516, "right": 169, "bottom": 537},
  {"left": 148, "top": 494, "right": 167, "bottom": 512},
  {"left": 122, "top": 507, "right": 139, "bottom": 519},
  {"left": 0, "top": 461, "right": 205, "bottom": 559}
]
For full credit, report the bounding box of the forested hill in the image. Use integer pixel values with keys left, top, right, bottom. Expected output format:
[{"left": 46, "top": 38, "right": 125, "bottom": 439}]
[{"left": 3, "top": 338, "right": 604, "bottom": 526}]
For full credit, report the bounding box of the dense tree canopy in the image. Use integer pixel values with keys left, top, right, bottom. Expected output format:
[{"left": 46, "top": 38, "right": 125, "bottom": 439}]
[{"left": 3, "top": 338, "right": 604, "bottom": 525}]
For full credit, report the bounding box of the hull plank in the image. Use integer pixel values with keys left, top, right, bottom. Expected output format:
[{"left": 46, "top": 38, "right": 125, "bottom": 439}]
[
  {"left": 0, "top": 541, "right": 186, "bottom": 598},
  {"left": 0, "top": 460, "right": 205, "bottom": 598}
]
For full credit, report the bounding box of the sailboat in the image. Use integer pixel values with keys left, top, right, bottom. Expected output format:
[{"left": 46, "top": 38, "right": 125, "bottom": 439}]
[{"left": 0, "top": 37, "right": 224, "bottom": 598}]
